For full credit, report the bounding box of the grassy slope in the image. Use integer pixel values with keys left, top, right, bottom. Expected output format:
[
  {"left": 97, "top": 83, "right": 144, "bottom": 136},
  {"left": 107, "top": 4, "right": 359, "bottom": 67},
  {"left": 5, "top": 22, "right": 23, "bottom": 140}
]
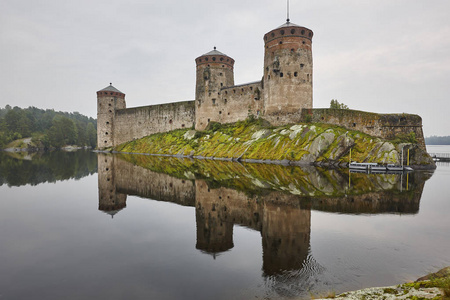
[{"left": 114, "top": 118, "right": 430, "bottom": 166}]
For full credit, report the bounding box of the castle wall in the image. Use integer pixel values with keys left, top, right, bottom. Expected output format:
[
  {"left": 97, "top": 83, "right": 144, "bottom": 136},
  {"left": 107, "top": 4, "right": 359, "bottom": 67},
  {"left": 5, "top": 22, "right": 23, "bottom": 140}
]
[
  {"left": 196, "top": 81, "right": 264, "bottom": 128},
  {"left": 301, "top": 109, "right": 426, "bottom": 150},
  {"left": 113, "top": 101, "right": 195, "bottom": 146}
]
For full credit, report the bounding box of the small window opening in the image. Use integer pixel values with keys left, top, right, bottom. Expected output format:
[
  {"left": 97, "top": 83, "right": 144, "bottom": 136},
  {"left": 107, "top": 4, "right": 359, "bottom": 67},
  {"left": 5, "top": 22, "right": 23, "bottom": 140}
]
[
  {"left": 291, "top": 29, "right": 295, "bottom": 34},
  {"left": 105, "top": 132, "right": 108, "bottom": 135},
  {"left": 219, "top": 73, "right": 223, "bottom": 76},
  {"left": 279, "top": 41, "right": 283, "bottom": 45},
  {"left": 169, "top": 119, "right": 173, "bottom": 124},
  {"left": 220, "top": 83, "right": 223, "bottom": 86},
  {"left": 208, "top": 118, "right": 210, "bottom": 123},
  {"left": 353, "top": 123, "right": 356, "bottom": 127},
  {"left": 219, "top": 111, "right": 222, "bottom": 114},
  {"left": 182, "top": 124, "right": 185, "bottom": 127},
  {"left": 106, "top": 121, "right": 109, "bottom": 124},
  {"left": 212, "top": 99, "right": 216, "bottom": 105},
  {"left": 280, "top": 72, "right": 284, "bottom": 77},
  {"left": 294, "top": 72, "right": 298, "bottom": 77},
  {"left": 300, "top": 63, "right": 304, "bottom": 68},
  {"left": 213, "top": 57, "right": 216, "bottom": 61},
  {"left": 224, "top": 99, "right": 227, "bottom": 104}
]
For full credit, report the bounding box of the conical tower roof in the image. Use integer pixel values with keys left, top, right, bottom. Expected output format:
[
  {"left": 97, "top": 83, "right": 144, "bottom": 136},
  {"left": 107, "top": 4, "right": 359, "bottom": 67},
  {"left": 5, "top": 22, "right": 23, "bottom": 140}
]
[
  {"left": 98, "top": 83, "right": 123, "bottom": 94},
  {"left": 201, "top": 47, "right": 230, "bottom": 58}
]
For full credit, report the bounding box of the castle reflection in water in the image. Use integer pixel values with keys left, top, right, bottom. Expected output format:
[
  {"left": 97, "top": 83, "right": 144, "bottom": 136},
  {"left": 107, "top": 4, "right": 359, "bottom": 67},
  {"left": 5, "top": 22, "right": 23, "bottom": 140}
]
[{"left": 97, "top": 153, "right": 428, "bottom": 279}]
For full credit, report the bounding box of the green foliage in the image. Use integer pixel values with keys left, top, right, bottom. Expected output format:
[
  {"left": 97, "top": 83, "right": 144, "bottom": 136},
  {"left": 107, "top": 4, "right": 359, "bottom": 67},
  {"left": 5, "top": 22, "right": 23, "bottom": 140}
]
[
  {"left": 0, "top": 105, "right": 97, "bottom": 149},
  {"left": 330, "top": 99, "right": 349, "bottom": 110},
  {"left": 392, "top": 132, "right": 417, "bottom": 144}
]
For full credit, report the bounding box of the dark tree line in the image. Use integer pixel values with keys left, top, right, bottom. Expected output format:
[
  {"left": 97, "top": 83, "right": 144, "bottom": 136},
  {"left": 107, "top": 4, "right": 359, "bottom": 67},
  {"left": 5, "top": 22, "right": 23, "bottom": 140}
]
[
  {"left": 425, "top": 135, "right": 450, "bottom": 145},
  {"left": 0, "top": 105, "right": 97, "bottom": 149}
]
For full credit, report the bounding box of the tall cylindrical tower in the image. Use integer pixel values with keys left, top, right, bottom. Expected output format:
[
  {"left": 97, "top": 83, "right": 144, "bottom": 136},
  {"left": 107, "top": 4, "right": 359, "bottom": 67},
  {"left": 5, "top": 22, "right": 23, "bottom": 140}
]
[
  {"left": 262, "top": 21, "right": 313, "bottom": 116},
  {"left": 195, "top": 48, "right": 235, "bottom": 130},
  {"left": 96, "top": 84, "right": 126, "bottom": 149}
]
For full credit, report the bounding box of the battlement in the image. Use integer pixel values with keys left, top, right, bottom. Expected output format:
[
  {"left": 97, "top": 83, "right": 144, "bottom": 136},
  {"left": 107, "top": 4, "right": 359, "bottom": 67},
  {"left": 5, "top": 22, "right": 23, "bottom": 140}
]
[
  {"left": 195, "top": 48, "right": 235, "bottom": 70},
  {"left": 264, "top": 22, "right": 313, "bottom": 44}
]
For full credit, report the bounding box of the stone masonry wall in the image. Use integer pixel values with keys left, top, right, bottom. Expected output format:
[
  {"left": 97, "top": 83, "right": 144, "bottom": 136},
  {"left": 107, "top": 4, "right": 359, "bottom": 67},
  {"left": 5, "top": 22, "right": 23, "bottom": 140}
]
[
  {"left": 113, "top": 100, "right": 195, "bottom": 146},
  {"left": 301, "top": 109, "right": 426, "bottom": 150}
]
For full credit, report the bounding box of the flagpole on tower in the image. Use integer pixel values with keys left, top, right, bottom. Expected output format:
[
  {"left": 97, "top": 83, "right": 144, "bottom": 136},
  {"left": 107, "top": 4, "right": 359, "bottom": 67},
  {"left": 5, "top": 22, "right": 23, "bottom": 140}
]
[{"left": 287, "top": 0, "right": 290, "bottom": 22}]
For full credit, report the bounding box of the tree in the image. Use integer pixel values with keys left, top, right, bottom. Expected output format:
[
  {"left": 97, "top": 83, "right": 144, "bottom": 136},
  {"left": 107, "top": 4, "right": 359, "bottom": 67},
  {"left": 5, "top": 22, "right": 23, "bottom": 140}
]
[
  {"left": 330, "top": 99, "right": 349, "bottom": 110},
  {"left": 47, "top": 116, "right": 78, "bottom": 147},
  {"left": 87, "top": 123, "right": 97, "bottom": 148}
]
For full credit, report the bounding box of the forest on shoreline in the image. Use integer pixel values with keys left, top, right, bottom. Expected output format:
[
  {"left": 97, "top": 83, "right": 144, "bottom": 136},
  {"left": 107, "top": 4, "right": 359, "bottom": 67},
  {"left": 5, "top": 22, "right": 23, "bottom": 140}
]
[
  {"left": 425, "top": 135, "right": 450, "bottom": 145},
  {"left": 0, "top": 105, "right": 97, "bottom": 149}
]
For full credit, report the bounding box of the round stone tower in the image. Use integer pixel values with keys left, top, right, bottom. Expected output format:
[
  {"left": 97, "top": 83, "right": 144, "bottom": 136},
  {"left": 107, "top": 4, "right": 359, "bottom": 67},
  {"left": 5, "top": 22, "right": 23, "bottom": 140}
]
[
  {"left": 262, "top": 20, "right": 313, "bottom": 116},
  {"left": 195, "top": 47, "right": 235, "bottom": 130},
  {"left": 96, "top": 83, "right": 126, "bottom": 149}
]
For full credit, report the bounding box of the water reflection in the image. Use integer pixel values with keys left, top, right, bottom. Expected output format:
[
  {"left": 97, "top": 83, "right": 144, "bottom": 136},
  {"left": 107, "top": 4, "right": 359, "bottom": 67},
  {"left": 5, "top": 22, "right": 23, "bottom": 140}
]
[
  {"left": 97, "top": 153, "right": 431, "bottom": 295},
  {"left": 0, "top": 151, "right": 97, "bottom": 187}
]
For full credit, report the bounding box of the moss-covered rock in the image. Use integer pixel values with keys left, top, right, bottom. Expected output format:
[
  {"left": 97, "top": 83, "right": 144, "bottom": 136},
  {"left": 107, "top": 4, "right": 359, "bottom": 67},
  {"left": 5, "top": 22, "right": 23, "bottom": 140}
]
[{"left": 114, "top": 118, "right": 435, "bottom": 169}]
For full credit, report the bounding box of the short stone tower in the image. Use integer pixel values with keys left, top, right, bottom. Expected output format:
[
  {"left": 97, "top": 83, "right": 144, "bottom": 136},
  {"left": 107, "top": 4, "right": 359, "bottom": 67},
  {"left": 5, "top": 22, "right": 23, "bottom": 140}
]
[
  {"left": 96, "top": 84, "right": 126, "bottom": 149},
  {"left": 195, "top": 48, "right": 235, "bottom": 130},
  {"left": 263, "top": 20, "right": 313, "bottom": 116}
]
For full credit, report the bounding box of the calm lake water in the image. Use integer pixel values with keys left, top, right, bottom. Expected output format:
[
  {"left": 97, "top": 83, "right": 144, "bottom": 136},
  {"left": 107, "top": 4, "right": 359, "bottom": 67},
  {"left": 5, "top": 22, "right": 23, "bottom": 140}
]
[{"left": 0, "top": 148, "right": 449, "bottom": 299}]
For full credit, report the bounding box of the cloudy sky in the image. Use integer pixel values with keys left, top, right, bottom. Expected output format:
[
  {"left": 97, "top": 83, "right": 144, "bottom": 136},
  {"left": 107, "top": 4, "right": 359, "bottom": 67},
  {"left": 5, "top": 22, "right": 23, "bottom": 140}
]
[{"left": 1, "top": 0, "right": 449, "bottom": 136}]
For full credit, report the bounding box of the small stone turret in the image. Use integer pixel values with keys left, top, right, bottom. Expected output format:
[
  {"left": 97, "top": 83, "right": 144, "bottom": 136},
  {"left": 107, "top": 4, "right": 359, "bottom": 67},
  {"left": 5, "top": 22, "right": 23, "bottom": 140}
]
[
  {"left": 195, "top": 48, "right": 235, "bottom": 130},
  {"left": 263, "top": 20, "right": 313, "bottom": 116},
  {"left": 96, "top": 84, "right": 126, "bottom": 149}
]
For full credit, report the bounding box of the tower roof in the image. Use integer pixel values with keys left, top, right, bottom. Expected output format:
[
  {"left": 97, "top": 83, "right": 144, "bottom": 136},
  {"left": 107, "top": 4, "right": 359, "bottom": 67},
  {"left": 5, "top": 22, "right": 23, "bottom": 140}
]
[
  {"left": 277, "top": 20, "right": 301, "bottom": 28},
  {"left": 98, "top": 83, "right": 123, "bottom": 94},
  {"left": 200, "top": 47, "right": 230, "bottom": 58}
]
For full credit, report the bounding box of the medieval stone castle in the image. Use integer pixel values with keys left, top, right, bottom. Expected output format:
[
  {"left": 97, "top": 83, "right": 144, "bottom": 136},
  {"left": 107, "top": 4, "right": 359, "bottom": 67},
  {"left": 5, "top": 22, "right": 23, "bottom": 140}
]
[{"left": 97, "top": 19, "right": 426, "bottom": 150}]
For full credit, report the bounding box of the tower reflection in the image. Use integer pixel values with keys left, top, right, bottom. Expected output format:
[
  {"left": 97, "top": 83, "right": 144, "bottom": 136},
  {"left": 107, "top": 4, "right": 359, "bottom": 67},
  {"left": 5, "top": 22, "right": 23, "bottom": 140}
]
[{"left": 97, "top": 153, "right": 429, "bottom": 287}]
